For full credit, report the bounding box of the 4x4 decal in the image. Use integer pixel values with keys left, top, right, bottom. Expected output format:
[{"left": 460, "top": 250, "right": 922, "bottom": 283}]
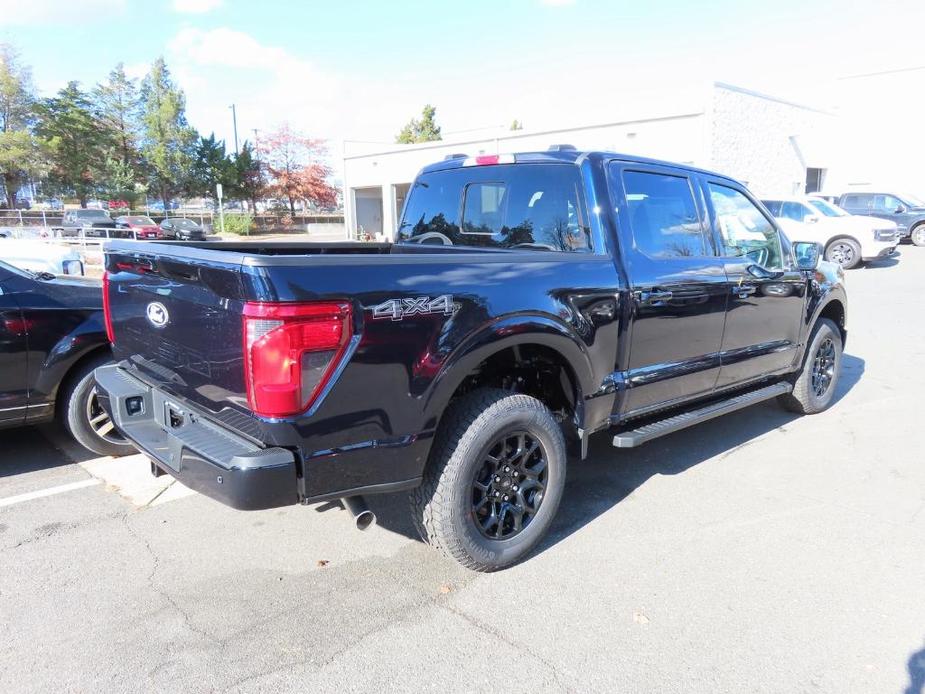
[{"left": 372, "top": 295, "right": 456, "bottom": 321}]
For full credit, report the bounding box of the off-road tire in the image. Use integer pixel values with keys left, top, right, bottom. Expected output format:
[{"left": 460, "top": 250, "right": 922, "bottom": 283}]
[
  {"left": 777, "top": 318, "right": 842, "bottom": 415},
  {"left": 410, "top": 389, "right": 567, "bottom": 571},
  {"left": 910, "top": 224, "right": 925, "bottom": 247},
  {"left": 61, "top": 356, "right": 135, "bottom": 457}
]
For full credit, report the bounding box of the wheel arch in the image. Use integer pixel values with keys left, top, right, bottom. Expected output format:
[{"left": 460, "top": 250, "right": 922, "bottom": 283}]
[
  {"left": 423, "top": 315, "right": 596, "bottom": 448},
  {"left": 52, "top": 345, "right": 113, "bottom": 415}
]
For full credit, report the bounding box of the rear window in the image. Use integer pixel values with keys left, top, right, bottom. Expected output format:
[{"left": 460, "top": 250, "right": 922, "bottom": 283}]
[{"left": 398, "top": 164, "right": 591, "bottom": 251}]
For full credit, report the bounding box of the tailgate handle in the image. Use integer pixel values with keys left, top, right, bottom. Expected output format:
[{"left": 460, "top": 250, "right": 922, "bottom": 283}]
[{"left": 160, "top": 262, "right": 200, "bottom": 282}]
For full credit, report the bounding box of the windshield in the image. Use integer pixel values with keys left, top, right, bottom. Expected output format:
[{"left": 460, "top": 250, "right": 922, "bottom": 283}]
[
  {"left": 808, "top": 199, "right": 848, "bottom": 217},
  {"left": 899, "top": 193, "right": 925, "bottom": 207},
  {"left": 126, "top": 216, "right": 155, "bottom": 225},
  {"left": 175, "top": 219, "right": 198, "bottom": 228},
  {"left": 74, "top": 209, "right": 110, "bottom": 218}
]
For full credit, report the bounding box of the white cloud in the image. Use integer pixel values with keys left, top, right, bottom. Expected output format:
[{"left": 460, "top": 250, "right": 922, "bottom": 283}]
[
  {"left": 0, "top": 0, "right": 125, "bottom": 25},
  {"left": 171, "top": 0, "right": 222, "bottom": 14}
]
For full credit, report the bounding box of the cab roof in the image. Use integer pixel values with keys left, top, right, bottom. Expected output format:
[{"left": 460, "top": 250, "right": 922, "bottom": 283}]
[{"left": 418, "top": 149, "right": 740, "bottom": 185}]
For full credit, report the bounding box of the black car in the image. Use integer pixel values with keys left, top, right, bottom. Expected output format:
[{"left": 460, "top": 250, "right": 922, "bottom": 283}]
[
  {"left": 0, "top": 260, "right": 134, "bottom": 456},
  {"left": 96, "top": 149, "right": 847, "bottom": 570},
  {"left": 54, "top": 209, "right": 123, "bottom": 239},
  {"left": 159, "top": 218, "right": 207, "bottom": 241}
]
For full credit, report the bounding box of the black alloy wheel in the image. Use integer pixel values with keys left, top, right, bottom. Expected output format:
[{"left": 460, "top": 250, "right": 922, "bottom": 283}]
[{"left": 471, "top": 432, "right": 548, "bottom": 540}]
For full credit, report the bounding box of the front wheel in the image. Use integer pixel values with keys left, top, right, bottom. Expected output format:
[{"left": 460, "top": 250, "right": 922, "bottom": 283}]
[
  {"left": 778, "top": 318, "right": 842, "bottom": 415},
  {"left": 410, "top": 389, "right": 567, "bottom": 571},
  {"left": 911, "top": 224, "right": 925, "bottom": 247},
  {"left": 824, "top": 238, "right": 862, "bottom": 269}
]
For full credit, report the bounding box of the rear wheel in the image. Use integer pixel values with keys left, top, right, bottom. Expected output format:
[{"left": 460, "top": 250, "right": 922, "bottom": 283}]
[
  {"left": 824, "top": 238, "right": 862, "bottom": 269},
  {"left": 911, "top": 224, "right": 925, "bottom": 247},
  {"left": 61, "top": 356, "right": 135, "bottom": 457},
  {"left": 778, "top": 318, "right": 842, "bottom": 415},
  {"left": 410, "top": 389, "right": 567, "bottom": 571}
]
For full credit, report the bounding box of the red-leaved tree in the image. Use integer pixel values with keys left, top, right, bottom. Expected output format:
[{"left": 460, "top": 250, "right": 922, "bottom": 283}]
[{"left": 259, "top": 122, "right": 338, "bottom": 214}]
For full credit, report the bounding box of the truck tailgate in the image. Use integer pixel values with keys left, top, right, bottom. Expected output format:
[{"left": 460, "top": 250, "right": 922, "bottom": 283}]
[{"left": 106, "top": 246, "right": 251, "bottom": 417}]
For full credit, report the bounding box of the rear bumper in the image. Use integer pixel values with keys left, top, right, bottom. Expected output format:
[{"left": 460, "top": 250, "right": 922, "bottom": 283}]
[{"left": 94, "top": 364, "right": 298, "bottom": 510}]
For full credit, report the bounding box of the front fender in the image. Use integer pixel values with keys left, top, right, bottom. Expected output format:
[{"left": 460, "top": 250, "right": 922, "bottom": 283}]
[
  {"left": 801, "top": 260, "right": 848, "bottom": 353},
  {"left": 423, "top": 312, "right": 596, "bottom": 429}
]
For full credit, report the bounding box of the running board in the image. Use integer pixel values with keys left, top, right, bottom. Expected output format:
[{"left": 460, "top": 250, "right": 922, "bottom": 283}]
[{"left": 612, "top": 382, "right": 792, "bottom": 448}]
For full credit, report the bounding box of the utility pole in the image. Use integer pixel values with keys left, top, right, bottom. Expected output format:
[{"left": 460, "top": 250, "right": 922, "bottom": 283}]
[{"left": 229, "top": 104, "right": 239, "bottom": 155}]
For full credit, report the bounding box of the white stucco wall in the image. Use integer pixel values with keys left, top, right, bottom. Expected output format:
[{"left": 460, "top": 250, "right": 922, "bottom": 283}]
[{"left": 708, "top": 83, "right": 832, "bottom": 197}]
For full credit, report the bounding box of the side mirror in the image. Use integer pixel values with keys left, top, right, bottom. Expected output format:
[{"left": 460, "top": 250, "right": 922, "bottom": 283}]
[
  {"left": 793, "top": 241, "right": 822, "bottom": 270},
  {"left": 895, "top": 205, "right": 906, "bottom": 214}
]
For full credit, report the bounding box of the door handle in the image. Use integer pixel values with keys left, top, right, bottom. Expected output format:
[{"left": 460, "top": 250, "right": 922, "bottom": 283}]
[
  {"left": 635, "top": 290, "right": 673, "bottom": 305},
  {"left": 732, "top": 285, "right": 757, "bottom": 298}
]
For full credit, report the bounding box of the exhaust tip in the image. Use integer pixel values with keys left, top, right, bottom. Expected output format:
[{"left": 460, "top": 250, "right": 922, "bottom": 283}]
[
  {"left": 341, "top": 496, "right": 376, "bottom": 531},
  {"left": 355, "top": 510, "right": 376, "bottom": 531}
]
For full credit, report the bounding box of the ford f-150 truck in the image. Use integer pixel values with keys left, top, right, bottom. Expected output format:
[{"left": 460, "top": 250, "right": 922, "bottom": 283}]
[{"left": 94, "top": 149, "right": 847, "bottom": 571}]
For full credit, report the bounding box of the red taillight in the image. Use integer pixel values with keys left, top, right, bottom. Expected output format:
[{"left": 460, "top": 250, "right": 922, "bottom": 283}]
[
  {"left": 102, "top": 271, "right": 115, "bottom": 343},
  {"left": 242, "top": 301, "right": 352, "bottom": 418}
]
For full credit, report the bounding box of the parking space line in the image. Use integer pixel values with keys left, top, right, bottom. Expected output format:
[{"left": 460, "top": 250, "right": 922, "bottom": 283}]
[{"left": 0, "top": 479, "right": 102, "bottom": 508}]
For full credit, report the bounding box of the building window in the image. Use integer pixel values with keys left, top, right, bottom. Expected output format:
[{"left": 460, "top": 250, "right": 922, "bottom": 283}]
[{"left": 805, "top": 167, "right": 826, "bottom": 194}]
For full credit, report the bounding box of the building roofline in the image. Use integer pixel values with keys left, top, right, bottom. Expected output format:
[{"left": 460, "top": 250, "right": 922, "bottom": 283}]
[
  {"left": 343, "top": 110, "right": 704, "bottom": 160},
  {"left": 712, "top": 81, "right": 832, "bottom": 115}
]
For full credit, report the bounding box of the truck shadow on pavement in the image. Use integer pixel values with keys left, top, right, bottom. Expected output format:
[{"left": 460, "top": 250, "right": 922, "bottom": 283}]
[
  {"left": 1, "top": 424, "right": 102, "bottom": 479},
  {"left": 366, "top": 353, "right": 866, "bottom": 551}
]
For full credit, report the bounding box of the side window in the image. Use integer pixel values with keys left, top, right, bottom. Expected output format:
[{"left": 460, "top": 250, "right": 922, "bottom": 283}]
[
  {"left": 622, "top": 170, "right": 709, "bottom": 258},
  {"left": 762, "top": 200, "right": 783, "bottom": 216},
  {"left": 708, "top": 183, "right": 784, "bottom": 269},
  {"left": 781, "top": 202, "right": 807, "bottom": 222},
  {"left": 873, "top": 194, "right": 901, "bottom": 212},
  {"left": 462, "top": 183, "right": 506, "bottom": 235}
]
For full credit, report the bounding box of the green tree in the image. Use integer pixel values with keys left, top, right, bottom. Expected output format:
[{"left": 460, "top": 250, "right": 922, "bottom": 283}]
[
  {"left": 94, "top": 63, "right": 140, "bottom": 167},
  {"left": 0, "top": 44, "right": 48, "bottom": 208},
  {"left": 229, "top": 141, "right": 263, "bottom": 212},
  {"left": 138, "top": 57, "right": 197, "bottom": 208},
  {"left": 395, "top": 104, "right": 442, "bottom": 144},
  {"left": 37, "top": 81, "right": 108, "bottom": 207},
  {"left": 188, "top": 133, "right": 234, "bottom": 203}
]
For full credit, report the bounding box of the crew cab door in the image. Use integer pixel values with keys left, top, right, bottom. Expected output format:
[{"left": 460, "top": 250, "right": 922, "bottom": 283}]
[
  {"left": 703, "top": 180, "right": 805, "bottom": 387},
  {"left": 0, "top": 264, "right": 28, "bottom": 425},
  {"left": 609, "top": 162, "right": 728, "bottom": 416}
]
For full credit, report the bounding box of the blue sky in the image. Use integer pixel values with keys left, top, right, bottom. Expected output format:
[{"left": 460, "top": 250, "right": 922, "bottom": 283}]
[{"left": 1, "top": 0, "right": 923, "bottom": 162}]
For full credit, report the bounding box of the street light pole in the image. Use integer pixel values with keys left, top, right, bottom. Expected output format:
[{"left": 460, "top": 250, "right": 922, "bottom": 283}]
[{"left": 229, "top": 104, "right": 239, "bottom": 155}]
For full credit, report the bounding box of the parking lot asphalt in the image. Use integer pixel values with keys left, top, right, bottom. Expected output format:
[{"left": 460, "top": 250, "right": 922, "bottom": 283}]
[{"left": 2, "top": 251, "right": 924, "bottom": 694}]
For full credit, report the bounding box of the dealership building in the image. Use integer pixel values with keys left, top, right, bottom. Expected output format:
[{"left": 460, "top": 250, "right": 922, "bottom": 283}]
[{"left": 342, "top": 82, "right": 839, "bottom": 241}]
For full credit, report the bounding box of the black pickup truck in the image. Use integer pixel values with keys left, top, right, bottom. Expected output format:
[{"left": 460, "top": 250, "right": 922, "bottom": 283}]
[{"left": 94, "top": 150, "right": 847, "bottom": 571}]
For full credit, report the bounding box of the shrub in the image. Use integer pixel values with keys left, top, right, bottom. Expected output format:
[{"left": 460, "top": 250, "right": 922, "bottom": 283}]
[{"left": 222, "top": 213, "right": 254, "bottom": 235}]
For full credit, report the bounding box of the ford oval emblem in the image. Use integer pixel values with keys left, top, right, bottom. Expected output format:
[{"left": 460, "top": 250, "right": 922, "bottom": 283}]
[{"left": 146, "top": 301, "right": 169, "bottom": 328}]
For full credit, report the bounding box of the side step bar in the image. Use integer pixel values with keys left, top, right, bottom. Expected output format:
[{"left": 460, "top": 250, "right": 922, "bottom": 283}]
[{"left": 612, "top": 382, "right": 792, "bottom": 448}]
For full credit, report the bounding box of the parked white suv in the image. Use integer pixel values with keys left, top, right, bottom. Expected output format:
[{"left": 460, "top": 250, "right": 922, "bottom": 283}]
[{"left": 761, "top": 196, "right": 898, "bottom": 269}]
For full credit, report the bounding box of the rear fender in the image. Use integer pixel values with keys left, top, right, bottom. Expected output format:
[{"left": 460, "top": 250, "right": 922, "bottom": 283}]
[{"left": 423, "top": 313, "right": 596, "bottom": 431}]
